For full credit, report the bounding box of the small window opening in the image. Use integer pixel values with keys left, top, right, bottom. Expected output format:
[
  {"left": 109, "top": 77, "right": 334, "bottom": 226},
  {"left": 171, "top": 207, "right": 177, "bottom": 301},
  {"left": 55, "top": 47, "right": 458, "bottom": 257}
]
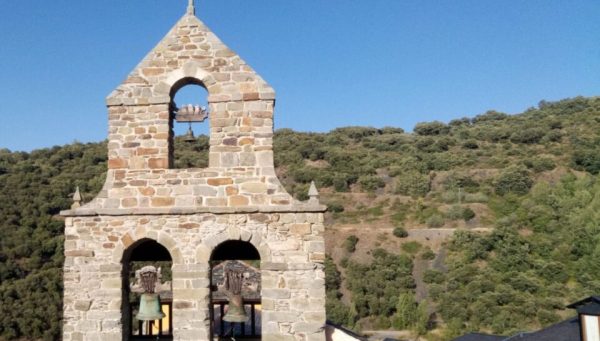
[
  {"left": 210, "top": 241, "right": 262, "bottom": 340},
  {"left": 122, "top": 239, "right": 173, "bottom": 341},
  {"left": 169, "top": 79, "right": 210, "bottom": 169}
]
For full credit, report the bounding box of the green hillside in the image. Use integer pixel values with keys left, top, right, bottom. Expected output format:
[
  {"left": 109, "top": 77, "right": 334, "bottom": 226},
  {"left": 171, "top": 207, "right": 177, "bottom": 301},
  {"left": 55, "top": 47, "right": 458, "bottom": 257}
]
[{"left": 0, "top": 96, "right": 599, "bottom": 340}]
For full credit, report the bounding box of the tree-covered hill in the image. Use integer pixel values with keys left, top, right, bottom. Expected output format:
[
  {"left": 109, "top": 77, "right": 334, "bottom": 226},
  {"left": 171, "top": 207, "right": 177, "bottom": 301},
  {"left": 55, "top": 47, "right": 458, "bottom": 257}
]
[{"left": 0, "top": 96, "right": 599, "bottom": 340}]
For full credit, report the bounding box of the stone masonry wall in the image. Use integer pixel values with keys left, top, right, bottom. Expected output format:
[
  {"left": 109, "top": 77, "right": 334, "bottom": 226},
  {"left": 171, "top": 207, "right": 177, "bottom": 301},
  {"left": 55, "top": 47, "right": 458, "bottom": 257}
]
[
  {"left": 67, "top": 13, "right": 292, "bottom": 212},
  {"left": 62, "top": 212, "right": 326, "bottom": 341}
]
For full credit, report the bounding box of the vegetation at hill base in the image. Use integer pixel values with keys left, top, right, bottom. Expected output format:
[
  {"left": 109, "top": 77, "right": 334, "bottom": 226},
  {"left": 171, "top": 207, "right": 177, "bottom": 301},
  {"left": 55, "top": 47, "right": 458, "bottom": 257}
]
[{"left": 0, "top": 96, "right": 599, "bottom": 340}]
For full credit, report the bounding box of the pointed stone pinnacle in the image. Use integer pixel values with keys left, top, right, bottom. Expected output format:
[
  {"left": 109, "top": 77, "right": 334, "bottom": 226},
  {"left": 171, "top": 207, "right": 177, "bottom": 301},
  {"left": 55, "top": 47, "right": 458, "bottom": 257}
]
[
  {"left": 187, "top": 0, "right": 195, "bottom": 15},
  {"left": 71, "top": 186, "right": 82, "bottom": 209},
  {"left": 308, "top": 181, "right": 319, "bottom": 199}
]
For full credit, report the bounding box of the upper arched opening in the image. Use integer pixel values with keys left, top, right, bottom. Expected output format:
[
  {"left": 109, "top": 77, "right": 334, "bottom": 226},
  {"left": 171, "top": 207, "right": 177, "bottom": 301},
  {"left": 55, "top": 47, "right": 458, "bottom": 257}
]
[{"left": 169, "top": 77, "right": 210, "bottom": 169}]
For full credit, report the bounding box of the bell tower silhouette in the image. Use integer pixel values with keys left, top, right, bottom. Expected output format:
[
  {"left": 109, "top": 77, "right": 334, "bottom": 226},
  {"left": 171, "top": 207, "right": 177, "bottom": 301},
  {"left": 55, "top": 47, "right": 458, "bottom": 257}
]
[{"left": 61, "top": 2, "right": 327, "bottom": 340}]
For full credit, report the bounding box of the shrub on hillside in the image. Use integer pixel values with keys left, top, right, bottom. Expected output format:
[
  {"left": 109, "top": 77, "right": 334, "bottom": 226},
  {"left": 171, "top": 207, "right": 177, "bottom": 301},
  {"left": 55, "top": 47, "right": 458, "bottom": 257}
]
[
  {"left": 463, "top": 192, "right": 489, "bottom": 203},
  {"left": 331, "top": 126, "right": 379, "bottom": 141},
  {"left": 426, "top": 214, "right": 445, "bottom": 228},
  {"left": 380, "top": 126, "right": 405, "bottom": 134},
  {"left": 344, "top": 235, "right": 359, "bottom": 253},
  {"left": 345, "top": 249, "right": 415, "bottom": 318},
  {"left": 472, "top": 110, "right": 508, "bottom": 123},
  {"left": 542, "top": 129, "right": 562, "bottom": 143},
  {"left": 422, "top": 152, "right": 462, "bottom": 171},
  {"left": 494, "top": 166, "right": 533, "bottom": 195},
  {"left": 462, "top": 139, "right": 479, "bottom": 149},
  {"left": 414, "top": 121, "right": 449, "bottom": 136},
  {"left": 393, "top": 227, "right": 409, "bottom": 238},
  {"left": 332, "top": 173, "right": 350, "bottom": 192},
  {"left": 510, "top": 127, "right": 546, "bottom": 144},
  {"left": 445, "top": 205, "right": 475, "bottom": 221},
  {"left": 394, "top": 171, "right": 431, "bottom": 197},
  {"left": 421, "top": 248, "right": 436, "bottom": 260},
  {"left": 423, "top": 269, "right": 445, "bottom": 284},
  {"left": 445, "top": 205, "right": 464, "bottom": 220},
  {"left": 358, "top": 175, "right": 385, "bottom": 192},
  {"left": 537, "top": 310, "right": 560, "bottom": 326},
  {"left": 572, "top": 148, "right": 600, "bottom": 174},
  {"left": 462, "top": 207, "right": 476, "bottom": 221},
  {"left": 392, "top": 293, "right": 417, "bottom": 330},
  {"left": 524, "top": 157, "right": 556, "bottom": 173},
  {"left": 326, "top": 201, "right": 345, "bottom": 213},
  {"left": 479, "top": 126, "right": 511, "bottom": 142},
  {"left": 449, "top": 117, "right": 471, "bottom": 127},
  {"left": 402, "top": 241, "right": 422, "bottom": 254}
]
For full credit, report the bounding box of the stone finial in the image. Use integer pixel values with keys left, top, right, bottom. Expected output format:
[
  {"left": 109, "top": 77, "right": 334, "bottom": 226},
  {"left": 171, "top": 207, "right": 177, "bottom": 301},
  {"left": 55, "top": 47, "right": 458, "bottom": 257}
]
[
  {"left": 187, "top": 0, "right": 195, "bottom": 15},
  {"left": 71, "top": 186, "right": 82, "bottom": 209},
  {"left": 308, "top": 181, "right": 319, "bottom": 204}
]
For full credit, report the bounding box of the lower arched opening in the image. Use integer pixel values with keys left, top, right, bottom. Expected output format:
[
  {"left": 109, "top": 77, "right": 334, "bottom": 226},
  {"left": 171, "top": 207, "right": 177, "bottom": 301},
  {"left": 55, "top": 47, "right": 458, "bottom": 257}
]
[
  {"left": 122, "top": 239, "right": 173, "bottom": 341},
  {"left": 210, "top": 240, "right": 262, "bottom": 340}
]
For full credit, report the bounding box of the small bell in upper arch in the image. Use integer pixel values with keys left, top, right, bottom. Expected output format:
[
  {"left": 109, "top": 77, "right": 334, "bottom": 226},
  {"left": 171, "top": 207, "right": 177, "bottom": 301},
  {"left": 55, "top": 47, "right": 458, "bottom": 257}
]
[{"left": 183, "top": 123, "right": 196, "bottom": 143}]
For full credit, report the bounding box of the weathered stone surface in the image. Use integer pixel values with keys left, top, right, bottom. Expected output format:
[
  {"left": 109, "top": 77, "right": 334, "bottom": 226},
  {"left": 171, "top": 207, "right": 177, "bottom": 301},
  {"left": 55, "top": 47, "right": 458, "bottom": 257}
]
[
  {"left": 65, "top": 250, "right": 95, "bottom": 257},
  {"left": 290, "top": 223, "right": 311, "bottom": 235},
  {"left": 207, "top": 177, "right": 233, "bottom": 186},
  {"left": 229, "top": 195, "right": 249, "bottom": 206},
  {"left": 74, "top": 300, "right": 92, "bottom": 311},
  {"left": 151, "top": 197, "right": 175, "bottom": 207}
]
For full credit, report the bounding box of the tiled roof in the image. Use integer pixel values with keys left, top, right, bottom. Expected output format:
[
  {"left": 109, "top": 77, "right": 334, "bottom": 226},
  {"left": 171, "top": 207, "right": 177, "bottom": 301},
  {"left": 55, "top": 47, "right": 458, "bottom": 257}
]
[
  {"left": 508, "top": 317, "right": 580, "bottom": 340},
  {"left": 452, "top": 333, "right": 505, "bottom": 341}
]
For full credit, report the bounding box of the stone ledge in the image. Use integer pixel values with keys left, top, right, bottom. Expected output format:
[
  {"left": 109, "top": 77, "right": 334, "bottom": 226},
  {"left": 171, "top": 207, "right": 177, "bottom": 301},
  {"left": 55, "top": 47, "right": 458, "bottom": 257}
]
[
  {"left": 105, "top": 97, "right": 275, "bottom": 107},
  {"left": 60, "top": 204, "right": 326, "bottom": 217}
]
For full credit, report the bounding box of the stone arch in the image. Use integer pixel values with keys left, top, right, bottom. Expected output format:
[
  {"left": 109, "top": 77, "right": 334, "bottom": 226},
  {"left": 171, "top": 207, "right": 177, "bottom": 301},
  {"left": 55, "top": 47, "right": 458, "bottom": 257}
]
[
  {"left": 120, "top": 237, "right": 175, "bottom": 340},
  {"left": 208, "top": 237, "right": 263, "bottom": 339},
  {"left": 154, "top": 62, "right": 219, "bottom": 99},
  {"left": 113, "top": 229, "right": 184, "bottom": 266},
  {"left": 195, "top": 226, "right": 270, "bottom": 264}
]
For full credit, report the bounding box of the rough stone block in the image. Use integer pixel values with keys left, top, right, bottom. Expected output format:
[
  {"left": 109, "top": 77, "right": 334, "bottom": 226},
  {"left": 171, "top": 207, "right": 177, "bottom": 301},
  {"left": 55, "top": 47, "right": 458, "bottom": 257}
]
[
  {"left": 151, "top": 197, "right": 175, "bottom": 207},
  {"left": 240, "top": 182, "right": 267, "bottom": 193},
  {"left": 207, "top": 178, "right": 233, "bottom": 186},
  {"left": 74, "top": 300, "right": 92, "bottom": 311},
  {"left": 65, "top": 250, "right": 95, "bottom": 257},
  {"left": 290, "top": 223, "right": 311, "bottom": 235},
  {"left": 229, "top": 195, "right": 249, "bottom": 206}
]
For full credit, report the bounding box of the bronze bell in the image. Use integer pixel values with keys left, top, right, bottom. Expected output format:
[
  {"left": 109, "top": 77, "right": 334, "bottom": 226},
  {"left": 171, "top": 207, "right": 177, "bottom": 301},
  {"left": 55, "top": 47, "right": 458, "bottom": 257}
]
[
  {"left": 132, "top": 266, "right": 166, "bottom": 322},
  {"left": 223, "top": 295, "right": 248, "bottom": 323},
  {"left": 183, "top": 124, "right": 196, "bottom": 142},
  {"left": 136, "top": 293, "right": 165, "bottom": 321},
  {"left": 222, "top": 266, "right": 249, "bottom": 323}
]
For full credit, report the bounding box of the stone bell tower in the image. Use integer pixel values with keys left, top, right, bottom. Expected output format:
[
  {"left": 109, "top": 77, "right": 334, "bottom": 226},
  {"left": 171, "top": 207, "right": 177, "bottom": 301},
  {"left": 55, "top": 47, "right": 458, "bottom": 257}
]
[{"left": 61, "top": 2, "right": 326, "bottom": 340}]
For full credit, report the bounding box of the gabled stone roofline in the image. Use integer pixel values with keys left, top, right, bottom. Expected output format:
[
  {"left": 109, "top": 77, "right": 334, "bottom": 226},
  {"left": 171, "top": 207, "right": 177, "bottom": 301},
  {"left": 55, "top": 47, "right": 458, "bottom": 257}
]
[
  {"left": 105, "top": 13, "right": 275, "bottom": 107},
  {"left": 60, "top": 203, "right": 327, "bottom": 217}
]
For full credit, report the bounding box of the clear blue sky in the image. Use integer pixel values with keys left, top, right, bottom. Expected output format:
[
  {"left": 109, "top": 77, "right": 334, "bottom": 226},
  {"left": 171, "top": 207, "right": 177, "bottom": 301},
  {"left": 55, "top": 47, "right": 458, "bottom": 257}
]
[{"left": 1, "top": 1, "right": 598, "bottom": 152}]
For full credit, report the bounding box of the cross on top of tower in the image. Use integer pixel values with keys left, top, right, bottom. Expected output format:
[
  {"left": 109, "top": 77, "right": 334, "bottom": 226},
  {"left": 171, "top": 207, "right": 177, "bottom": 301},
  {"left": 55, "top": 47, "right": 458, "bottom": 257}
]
[{"left": 187, "top": 0, "right": 195, "bottom": 15}]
